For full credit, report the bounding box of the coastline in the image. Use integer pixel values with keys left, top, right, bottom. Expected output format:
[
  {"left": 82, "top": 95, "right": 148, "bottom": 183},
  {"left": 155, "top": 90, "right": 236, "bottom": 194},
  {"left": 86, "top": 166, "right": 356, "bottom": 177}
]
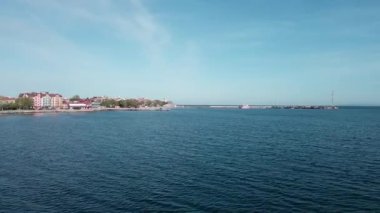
[{"left": 0, "top": 107, "right": 171, "bottom": 115}]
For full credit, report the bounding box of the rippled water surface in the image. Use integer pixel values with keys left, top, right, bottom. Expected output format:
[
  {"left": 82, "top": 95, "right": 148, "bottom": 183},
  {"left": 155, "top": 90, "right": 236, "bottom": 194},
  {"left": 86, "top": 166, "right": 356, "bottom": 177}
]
[{"left": 1, "top": 108, "right": 380, "bottom": 212}]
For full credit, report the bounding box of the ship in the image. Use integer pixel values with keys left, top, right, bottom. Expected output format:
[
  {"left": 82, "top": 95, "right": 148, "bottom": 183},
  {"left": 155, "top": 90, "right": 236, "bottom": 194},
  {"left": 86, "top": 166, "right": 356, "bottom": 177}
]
[{"left": 238, "top": 104, "right": 250, "bottom": 109}]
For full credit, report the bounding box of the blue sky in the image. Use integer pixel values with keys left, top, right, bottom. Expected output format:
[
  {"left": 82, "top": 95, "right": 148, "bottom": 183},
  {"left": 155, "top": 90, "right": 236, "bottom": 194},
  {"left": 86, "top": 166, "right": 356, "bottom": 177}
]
[{"left": 0, "top": 0, "right": 379, "bottom": 105}]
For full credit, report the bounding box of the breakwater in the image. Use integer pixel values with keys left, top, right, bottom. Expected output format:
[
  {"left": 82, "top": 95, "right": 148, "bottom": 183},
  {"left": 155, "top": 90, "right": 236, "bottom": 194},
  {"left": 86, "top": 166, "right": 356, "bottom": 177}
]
[{"left": 181, "top": 105, "right": 339, "bottom": 110}]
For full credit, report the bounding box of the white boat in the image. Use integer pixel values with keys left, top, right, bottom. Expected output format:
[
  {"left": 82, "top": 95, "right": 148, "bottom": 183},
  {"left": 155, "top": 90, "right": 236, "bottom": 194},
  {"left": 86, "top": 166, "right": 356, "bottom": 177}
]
[{"left": 239, "top": 105, "right": 250, "bottom": 109}]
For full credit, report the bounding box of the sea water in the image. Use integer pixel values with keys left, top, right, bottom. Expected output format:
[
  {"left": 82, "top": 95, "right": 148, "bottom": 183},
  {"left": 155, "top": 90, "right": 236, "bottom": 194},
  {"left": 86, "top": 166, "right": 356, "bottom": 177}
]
[{"left": 1, "top": 108, "right": 379, "bottom": 211}]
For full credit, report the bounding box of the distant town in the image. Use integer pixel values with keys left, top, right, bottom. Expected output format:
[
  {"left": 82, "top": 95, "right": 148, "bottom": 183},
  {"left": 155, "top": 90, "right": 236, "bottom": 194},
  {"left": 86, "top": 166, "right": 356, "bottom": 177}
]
[
  {"left": 0, "top": 91, "right": 340, "bottom": 113},
  {"left": 0, "top": 91, "right": 174, "bottom": 112}
]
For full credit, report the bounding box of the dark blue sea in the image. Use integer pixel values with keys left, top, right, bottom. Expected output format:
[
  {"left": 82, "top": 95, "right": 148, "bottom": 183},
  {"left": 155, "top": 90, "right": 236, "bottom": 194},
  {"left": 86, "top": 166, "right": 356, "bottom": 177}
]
[{"left": 1, "top": 108, "right": 380, "bottom": 212}]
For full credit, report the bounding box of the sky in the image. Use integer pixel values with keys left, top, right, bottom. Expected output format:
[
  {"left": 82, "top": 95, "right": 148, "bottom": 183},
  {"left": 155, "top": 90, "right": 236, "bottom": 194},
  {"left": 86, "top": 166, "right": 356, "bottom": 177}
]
[{"left": 0, "top": 0, "right": 379, "bottom": 105}]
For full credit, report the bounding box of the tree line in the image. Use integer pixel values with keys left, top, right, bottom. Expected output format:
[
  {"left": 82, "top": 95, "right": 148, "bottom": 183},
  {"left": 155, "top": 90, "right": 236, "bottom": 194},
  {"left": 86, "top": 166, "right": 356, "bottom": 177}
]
[
  {"left": 0, "top": 97, "right": 33, "bottom": 110},
  {"left": 100, "top": 99, "right": 168, "bottom": 108}
]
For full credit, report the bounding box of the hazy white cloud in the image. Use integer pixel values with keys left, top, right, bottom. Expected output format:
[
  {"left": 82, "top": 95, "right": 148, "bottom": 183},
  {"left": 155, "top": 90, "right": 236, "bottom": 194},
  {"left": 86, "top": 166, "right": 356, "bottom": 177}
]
[
  {"left": 0, "top": 0, "right": 202, "bottom": 98},
  {"left": 18, "top": 0, "right": 197, "bottom": 73}
]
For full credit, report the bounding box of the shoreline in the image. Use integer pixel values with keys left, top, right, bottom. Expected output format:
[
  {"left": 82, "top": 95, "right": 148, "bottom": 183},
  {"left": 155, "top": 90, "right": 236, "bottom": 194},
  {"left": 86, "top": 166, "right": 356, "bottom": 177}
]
[{"left": 0, "top": 107, "right": 171, "bottom": 115}]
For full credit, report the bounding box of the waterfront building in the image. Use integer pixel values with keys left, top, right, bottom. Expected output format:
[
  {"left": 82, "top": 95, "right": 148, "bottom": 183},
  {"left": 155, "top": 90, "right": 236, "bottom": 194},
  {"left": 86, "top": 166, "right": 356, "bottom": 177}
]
[
  {"left": 90, "top": 96, "right": 107, "bottom": 103},
  {"left": 33, "top": 93, "right": 42, "bottom": 109},
  {"left": 69, "top": 103, "right": 87, "bottom": 110},
  {"left": 0, "top": 97, "right": 16, "bottom": 104},
  {"left": 81, "top": 99, "right": 92, "bottom": 108},
  {"left": 19, "top": 92, "right": 41, "bottom": 109},
  {"left": 91, "top": 101, "right": 102, "bottom": 109},
  {"left": 19, "top": 92, "right": 63, "bottom": 109},
  {"left": 41, "top": 94, "right": 52, "bottom": 108},
  {"left": 67, "top": 98, "right": 92, "bottom": 110},
  {"left": 51, "top": 94, "right": 63, "bottom": 109},
  {"left": 62, "top": 100, "right": 70, "bottom": 109}
]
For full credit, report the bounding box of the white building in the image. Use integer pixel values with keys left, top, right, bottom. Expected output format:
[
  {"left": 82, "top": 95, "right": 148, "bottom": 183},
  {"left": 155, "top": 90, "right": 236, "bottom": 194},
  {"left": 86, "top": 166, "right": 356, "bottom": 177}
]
[
  {"left": 69, "top": 103, "right": 87, "bottom": 110},
  {"left": 19, "top": 92, "right": 63, "bottom": 109}
]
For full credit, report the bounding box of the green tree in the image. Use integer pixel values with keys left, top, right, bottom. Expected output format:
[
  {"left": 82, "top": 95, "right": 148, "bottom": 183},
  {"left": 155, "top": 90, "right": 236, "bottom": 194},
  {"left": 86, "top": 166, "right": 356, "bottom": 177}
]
[
  {"left": 125, "top": 99, "right": 139, "bottom": 108},
  {"left": 15, "top": 97, "right": 33, "bottom": 109},
  {"left": 152, "top": 100, "right": 166, "bottom": 107},
  {"left": 1, "top": 102, "right": 18, "bottom": 110},
  {"left": 145, "top": 100, "right": 153, "bottom": 107},
  {"left": 100, "top": 99, "right": 118, "bottom": 108},
  {"left": 118, "top": 100, "right": 127, "bottom": 108},
  {"left": 70, "top": 95, "right": 81, "bottom": 101}
]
